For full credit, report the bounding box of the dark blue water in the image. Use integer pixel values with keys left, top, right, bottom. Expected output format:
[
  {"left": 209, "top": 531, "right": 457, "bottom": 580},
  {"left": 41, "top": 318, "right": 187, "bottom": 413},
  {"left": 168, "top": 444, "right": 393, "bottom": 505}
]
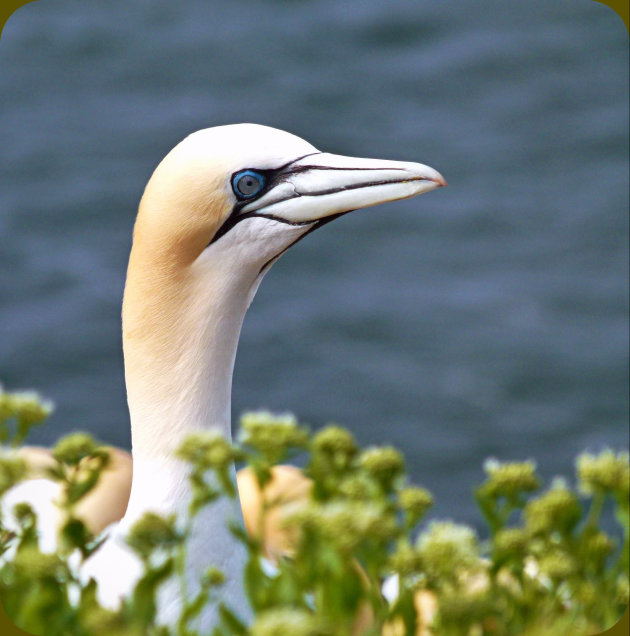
[{"left": 1, "top": 0, "right": 628, "bottom": 527}]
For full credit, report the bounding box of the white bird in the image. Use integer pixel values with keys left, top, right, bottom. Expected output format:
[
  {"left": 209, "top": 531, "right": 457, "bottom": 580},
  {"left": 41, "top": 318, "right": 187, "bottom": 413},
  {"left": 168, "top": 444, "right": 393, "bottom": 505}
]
[{"left": 6, "top": 123, "right": 445, "bottom": 629}]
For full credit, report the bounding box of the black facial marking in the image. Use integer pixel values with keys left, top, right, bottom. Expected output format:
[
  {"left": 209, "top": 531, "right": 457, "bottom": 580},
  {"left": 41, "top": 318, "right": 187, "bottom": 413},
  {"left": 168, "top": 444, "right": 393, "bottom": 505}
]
[
  {"left": 209, "top": 152, "right": 321, "bottom": 246},
  {"left": 257, "top": 210, "right": 351, "bottom": 275},
  {"left": 208, "top": 153, "right": 413, "bottom": 247}
]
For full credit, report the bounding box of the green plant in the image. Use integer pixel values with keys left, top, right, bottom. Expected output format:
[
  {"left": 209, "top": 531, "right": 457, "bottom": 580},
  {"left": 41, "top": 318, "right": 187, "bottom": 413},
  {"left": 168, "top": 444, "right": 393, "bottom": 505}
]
[{"left": 0, "top": 385, "right": 628, "bottom": 635}]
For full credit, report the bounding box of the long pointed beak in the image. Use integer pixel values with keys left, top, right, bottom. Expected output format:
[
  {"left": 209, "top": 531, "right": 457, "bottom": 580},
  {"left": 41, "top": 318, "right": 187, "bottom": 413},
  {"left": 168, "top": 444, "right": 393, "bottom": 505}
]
[{"left": 240, "top": 152, "right": 446, "bottom": 224}]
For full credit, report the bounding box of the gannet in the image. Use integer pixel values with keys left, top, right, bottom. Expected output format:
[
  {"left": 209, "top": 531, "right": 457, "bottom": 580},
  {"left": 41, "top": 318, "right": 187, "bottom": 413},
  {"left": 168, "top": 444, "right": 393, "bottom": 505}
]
[{"left": 6, "top": 124, "right": 445, "bottom": 629}]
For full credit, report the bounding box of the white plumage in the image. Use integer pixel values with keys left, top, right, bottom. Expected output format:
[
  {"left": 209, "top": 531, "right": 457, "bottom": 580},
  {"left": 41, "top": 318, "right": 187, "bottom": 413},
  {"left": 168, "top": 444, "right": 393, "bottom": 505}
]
[{"left": 4, "top": 124, "right": 445, "bottom": 629}]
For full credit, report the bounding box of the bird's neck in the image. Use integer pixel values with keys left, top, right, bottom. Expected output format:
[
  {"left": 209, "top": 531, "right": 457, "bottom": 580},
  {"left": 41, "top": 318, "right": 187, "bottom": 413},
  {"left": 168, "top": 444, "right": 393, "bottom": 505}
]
[
  {"left": 86, "top": 236, "right": 258, "bottom": 625},
  {"left": 120, "top": 237, "right": 258, "bottom": 521}
]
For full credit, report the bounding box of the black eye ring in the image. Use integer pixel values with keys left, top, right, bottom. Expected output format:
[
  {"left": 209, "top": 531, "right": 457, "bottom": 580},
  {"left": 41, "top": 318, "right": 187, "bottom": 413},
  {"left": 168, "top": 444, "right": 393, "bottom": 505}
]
[{"left": 232, "top": 170, "right": 266, "bottom": 200}]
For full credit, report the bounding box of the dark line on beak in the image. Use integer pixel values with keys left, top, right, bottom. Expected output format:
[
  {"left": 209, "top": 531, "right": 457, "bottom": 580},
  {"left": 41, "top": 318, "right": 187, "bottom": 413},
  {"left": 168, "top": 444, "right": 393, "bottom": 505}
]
[
  {"left": 281, "top": 164, "right": 407, "bottom": 175},
  {"left": 288, "top": 176, "right": 429, "bottom": 198}
]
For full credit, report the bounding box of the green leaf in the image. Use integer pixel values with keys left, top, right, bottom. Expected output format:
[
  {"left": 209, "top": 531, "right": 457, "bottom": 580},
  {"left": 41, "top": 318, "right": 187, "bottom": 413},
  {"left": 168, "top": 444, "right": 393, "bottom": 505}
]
[
  {"left": 130, "top": 558, "right": 174, "bottom": 627},
  {"left": 217, "top": 602, "right": 248, "bottom": 636}
]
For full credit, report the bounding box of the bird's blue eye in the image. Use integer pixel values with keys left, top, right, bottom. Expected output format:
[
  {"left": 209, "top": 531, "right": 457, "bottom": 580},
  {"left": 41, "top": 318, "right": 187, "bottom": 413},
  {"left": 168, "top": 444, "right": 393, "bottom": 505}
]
[{"left": 232, "top": 170, "right": 265, "bottom": 199}]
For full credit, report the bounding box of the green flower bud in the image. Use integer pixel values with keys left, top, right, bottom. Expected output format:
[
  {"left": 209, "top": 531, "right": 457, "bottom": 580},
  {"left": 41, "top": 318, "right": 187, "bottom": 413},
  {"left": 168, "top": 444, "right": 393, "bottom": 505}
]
[
  {"left": 388, "top": 542, "right": 423, "bottom": 576},
  {"left": 52, "top": 432, "right": 102, "bottom": 466},
  {"left": 524, "top": 486, "right": 582, "bottom": 535},
  {"left": 537, "top": 551, "right": 576, "bottom": 582},
  {"left": 312, "top": 426, "right": 357, "bottom": 465},
  {"left": 2, "top": 391, "right": 54, "bottom": 424},
  {"left": 282, "top": 505, "right": 317, "bottom": 532},
  {"left": 337, "top": 474, "right": 380, "bottom": 501},
  {"left": 480, "top": 459, "right": 540, "bottom": 499},
  {"left": 318, "top": 502, "right": 373, "bottom": 551},
  {"left": 126, "top": 512, "right": 180, "bottom": 560},
  {"left": 239, "top": 411, "right": 309, "bottom": 462},
  {"left": 251, "top": 608, "right": 332, "bottom": 636},
  {"left": 398, "top": 486, "right": 433, "bottom": 525},
  {"left": 493, "top": 527, "right": 530, "bottom": 561},
  {"left": 577, "top": 450, "right": 630, "bottom": 497},
  {"left": 202, "top": 566, "right": 225, "bottom": 587},
  {"left": 359, "top": 446, "right": 405, "bottom": 490},
  {"left": 12, "top": 502, "right": 36, "bottom": 525},
  {"left": 581, "top": 530, "right": 615, "bottom": 569},
  {"left": 0, "top": 389, "right": 53, "bottom": 445},
  {"left": 416, "top": 521, "right": 481, "bottom": 583},
  {"left": 178, "top": 431, "right": 237, "bottom": 470},
  {"left": 289, "top": 500, "right": 395, "bottom": 552}
]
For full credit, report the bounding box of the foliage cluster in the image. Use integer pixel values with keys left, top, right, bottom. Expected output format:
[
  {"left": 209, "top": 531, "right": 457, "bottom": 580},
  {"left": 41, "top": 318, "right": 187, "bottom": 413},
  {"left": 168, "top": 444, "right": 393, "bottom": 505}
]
[{"left": 0, "top": 387, "right": 628, "bottom": 635}]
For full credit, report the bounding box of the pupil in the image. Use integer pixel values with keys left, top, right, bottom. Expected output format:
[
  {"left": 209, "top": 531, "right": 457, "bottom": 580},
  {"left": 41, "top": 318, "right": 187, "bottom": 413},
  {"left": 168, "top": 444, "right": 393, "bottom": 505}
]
[{"left": 239, "top": 174, "right": 260, "bottom": 195}]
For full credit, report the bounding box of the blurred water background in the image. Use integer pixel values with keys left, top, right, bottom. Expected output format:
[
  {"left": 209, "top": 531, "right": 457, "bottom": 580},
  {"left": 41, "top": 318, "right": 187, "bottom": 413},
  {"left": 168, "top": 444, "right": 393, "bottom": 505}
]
[{"left": 0, "top": 0, "right": 628, "bottom": 527}]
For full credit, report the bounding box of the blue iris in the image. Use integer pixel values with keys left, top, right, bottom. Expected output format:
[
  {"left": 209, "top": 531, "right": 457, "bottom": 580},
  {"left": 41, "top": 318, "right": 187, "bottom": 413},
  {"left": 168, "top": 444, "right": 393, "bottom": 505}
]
[{"left": 232, "top": 170, "right": 266, "bottom": 199}]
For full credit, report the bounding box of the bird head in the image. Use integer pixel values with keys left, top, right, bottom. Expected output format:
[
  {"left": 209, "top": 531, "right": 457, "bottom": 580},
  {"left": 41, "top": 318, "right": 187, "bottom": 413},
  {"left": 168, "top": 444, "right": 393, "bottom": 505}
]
[
  {"left": 122, "top": 123, "right": 446, "bottom": 451},
  {"left": 133, "top": 123, "right": 446, "bottom": 279}
]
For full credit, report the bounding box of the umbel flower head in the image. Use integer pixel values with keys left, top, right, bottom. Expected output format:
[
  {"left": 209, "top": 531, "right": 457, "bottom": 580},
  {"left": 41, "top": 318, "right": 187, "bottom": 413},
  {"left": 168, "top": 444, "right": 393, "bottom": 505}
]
[
  {"left": 336, "top": 473, "right": 381, "bottom": 501},
  {"left": 577, "top": 450, "right": 630, "bottom": 498},
  {"left": 0, "top": 386, "right": 54, "bottom": 446},
  {"left": 0, "top": 389, "right": 53, "bottom": 427},
  {"left": 239, "top": 411, "right": 309, "bottom": 463},
  {"left": 286, "top": 500, "right": 396, "bottom": 553},
  {"left": 537, "top": 550, "right": 577, "bottom": 583},
  {"left": 581, "top": 530, "right": 615, "bottom": 570},
  {"left": 311, "top": 425, "right": 357, "bottom": 468},
  {"left": 416, "top": 521, "right": 481, "bottom": 585},
  {"left": 493, "top": 527, "right": 530, "bottom": 562},
  {"left": 358, "top": 446, "right": 405, "bottom": 490},
  {"left": 126, "top": 512, "right": 182, "bottom": 561},
  {"left": 178, "top": 430, "right": 238, "bottom": 471},
  {"left": 398, "top": 486, "right": 433, "bottom": 527},
  {"left": 524, "top": 484, "right": 582, "bottom": 536},
  {"left": 479, "top": 458, "right": 540, "bottom": 499},
  {"left": 52, "top": 432, "right": 107, "bottom": 467},
  {"left": 387, "top": 542, "right": 423, "bottom": 577}
]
